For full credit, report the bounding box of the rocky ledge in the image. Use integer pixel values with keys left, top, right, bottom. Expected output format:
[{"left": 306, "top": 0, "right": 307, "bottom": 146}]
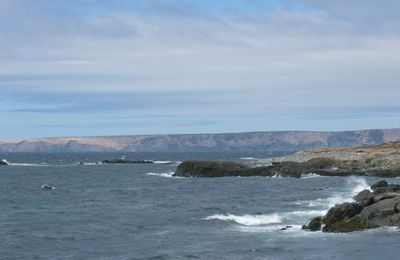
[
  {"left": 303, "top": 180, "right": 400, "bottom": 232},
  {"left": 173, "top": 141, "right": 400, "bottom": 178},
  {"left": 102, "top": 159, "right": 154, "bottom": 164}
]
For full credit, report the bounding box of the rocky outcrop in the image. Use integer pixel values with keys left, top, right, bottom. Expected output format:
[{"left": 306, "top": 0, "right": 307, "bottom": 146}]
[
  {"left": 102, "top": 159, "right": 154, "bottom": 164},
  {"left": 173, "top": 153, "right": 400, "bottom": 178},
  {"left": 304, "top": 180, "right": 400, "bottom": 232},
  {"left": 174, "top": 161, "right": 250, "bottom": 177},
  {"left": 302, "top": 216, "right": 322, "bottom": 231}
]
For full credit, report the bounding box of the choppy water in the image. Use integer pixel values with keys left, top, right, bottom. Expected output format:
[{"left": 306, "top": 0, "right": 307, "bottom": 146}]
[{"left": 1, "top": 152, "right": 400, "bottom": 260}]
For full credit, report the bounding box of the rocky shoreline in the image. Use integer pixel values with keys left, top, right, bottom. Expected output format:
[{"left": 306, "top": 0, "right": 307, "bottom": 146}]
[
  {"left": 173, "top": 141, "right": 400, "bottom": 178},
  {"left": 302, "top": 180, "right": 400, "bottom": 232}
]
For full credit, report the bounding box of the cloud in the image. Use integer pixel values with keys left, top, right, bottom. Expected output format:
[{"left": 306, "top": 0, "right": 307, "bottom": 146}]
[{"left": 1, "top": 0, "right": 400, "bottom": 139}]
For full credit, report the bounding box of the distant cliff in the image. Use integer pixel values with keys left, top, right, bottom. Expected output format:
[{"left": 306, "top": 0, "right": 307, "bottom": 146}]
[{"left": 1, "top": 129, "right": 400, "bottom": 153}]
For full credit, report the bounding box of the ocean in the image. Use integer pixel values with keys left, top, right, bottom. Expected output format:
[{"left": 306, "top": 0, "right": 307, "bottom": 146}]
[{"left": 1, "top": 152, "right": 400, "bottom": 260}]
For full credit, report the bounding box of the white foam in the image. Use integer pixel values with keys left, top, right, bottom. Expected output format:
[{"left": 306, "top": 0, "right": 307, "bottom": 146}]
[
  {"left": 9, "top": 163, "right": 49, "bottom": 167},
  {"left": 294, "top": 176, "right": 372, "bottom": 211},
  {"left": 153, "top": 161, "right": 171, "bottom": 164},
  {"left": 301, "top": 173, "right": 322, "bottom": 179},
  {"left": 204, "top": 213, "right": 282, "bottom": 226},
  {"left": 82, "top": 162, "right": 99, "bottom": 166},
  {"left": 146, "top": 172, "right": 181, "bottom": 178},
  {"left": 239, "top": 157, "right": 258, "bottom": 160},
  {"left": 348, "top": 176, "right": 372, "bottom": 194}
]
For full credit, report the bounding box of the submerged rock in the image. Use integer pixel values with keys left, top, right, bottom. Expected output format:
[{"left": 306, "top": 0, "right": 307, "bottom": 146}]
[
  {"left": 41, "top": 184, "right": 56, "bottom": 190},
  {"left": 280, "top": 225, "right": 293, "bottom": 231},
  {"left": 304, "top": 180, "right": 400, "bottom": 233}
]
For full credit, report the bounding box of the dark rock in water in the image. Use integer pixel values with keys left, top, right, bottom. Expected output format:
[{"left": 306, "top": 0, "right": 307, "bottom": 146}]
[
  {"left": 102, "top": 159, "right": 154, "bottom": 164},
  {"left": 173, "top": 161, "right": 250, "bottom": 177},
  {"left": 322, "top": 202, "right": 363, "bottom": 232},
  {"left": 0, "top": 159, "right": 9, "bottom": 166},
  {"left": 41, "top": 184, "right": 56, "bottom": 190},
  {"left": 174, "top": 157, "right": 361, "bottom": 178},
  {"left": 303, "top": 180, "right": 400, "bottom": 233},
  {"left": 280, "top": 225, "right": 293, "bottom": 231},
  {"left": 302, "top": 216, "right": 322, "bottom": 231}
]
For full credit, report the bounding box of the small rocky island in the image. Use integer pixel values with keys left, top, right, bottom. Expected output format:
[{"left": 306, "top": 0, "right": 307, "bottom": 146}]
[
  {"left": 303, "top": 180, "right": 400, "bottom": 232},
  {"left": 102, "top": 159, "right": 154, "bottom": 164},
  {"left": 173, "top": 141, "right": 400, "bottom": 178}
]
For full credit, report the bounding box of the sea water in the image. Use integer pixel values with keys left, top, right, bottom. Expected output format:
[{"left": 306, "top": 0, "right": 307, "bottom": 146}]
[{"left": 1, "top": 152, "right": 400, "bottom": 259}]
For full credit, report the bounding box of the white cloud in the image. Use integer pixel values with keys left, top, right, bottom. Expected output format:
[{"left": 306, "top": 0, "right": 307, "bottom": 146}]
[{"left": 0, "top": 0, "right": 400, "bottom": 138}]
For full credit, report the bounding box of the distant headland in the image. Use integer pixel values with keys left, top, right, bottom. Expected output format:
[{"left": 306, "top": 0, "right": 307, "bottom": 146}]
[{"left": 1, "top": 128, "right": 400, "bottom": 153}]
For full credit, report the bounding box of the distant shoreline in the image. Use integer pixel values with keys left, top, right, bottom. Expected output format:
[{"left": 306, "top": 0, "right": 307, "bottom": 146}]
[{"left": 1, "top": 128, "right": 400, "bottom": 153}]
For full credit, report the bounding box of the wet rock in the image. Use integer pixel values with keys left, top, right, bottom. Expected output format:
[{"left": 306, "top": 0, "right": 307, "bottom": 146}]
[
  {"left": 322, "top": 202, "right": 362, "bottom": 232},
  {"left": 302, "top": 216, "right": 322, "bottom": 231},
  {"left": 280, "top": 225, "right": 293, "bottom": 231},
  {"left": 304, "top": 180, "right": 400, "bottom": 232},
  {"left": 354, "top": 190, "right": 374, "bottom": 207}
]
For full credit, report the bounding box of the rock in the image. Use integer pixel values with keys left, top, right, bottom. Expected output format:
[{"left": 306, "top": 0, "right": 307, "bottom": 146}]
[
  {"left": 304, "top": 179, "right": 400, "bottom": 232},
  {"left": 173, "top": 161, "right": 250, "bottom": 177},
  {"left": 354, "top": 190, "right": 374, "bottom": 207},
  {"left": 41, "top": 184, "right": 56, "bottom": 190},
  {"left": 322, "top": 216, "right": 375, "bottom": 233},
  {"left": 0, "top": 159, "right": 9, "bottom": 166},
  {"left": 371, "top": 180, "right": 388, "bottom": 190},
  {"left": 302, "top": 216, "right": 322, "bottom": 231},
  {"left": 356, "top": 197, "right": 400, "bottom": 227},
  {"left": 280, "top": 225, "right": 293, "bottom": 231},
  {"left": 102, "top": 159, "right": 154, "bottom": 164},
  {"left": 322, "top": 202, "right": 362, "bottom": 232}
]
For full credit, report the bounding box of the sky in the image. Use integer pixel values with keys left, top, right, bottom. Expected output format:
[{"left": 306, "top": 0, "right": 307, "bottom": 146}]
[{"left": 1, "top": 0, "right": 400, "bottom": 140}]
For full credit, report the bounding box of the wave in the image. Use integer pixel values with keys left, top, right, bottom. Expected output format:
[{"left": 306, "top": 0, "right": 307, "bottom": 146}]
[
  {"left": 9, "top": 163, "right": 49, "bottom": 167},
  {"left": 301, "top": 173, "right": 322, "bottom": 179},
  {"left": 204, "top": 213, "right": 282, "bottom": 226},
  {"left": 206, "top": 177, "right": 372, "bottom": 231},
  {"left": 239, "top": 157, "right": 259, "bottom": 160},
  {"left": 204, "top": 209, "right": 326, "bottom": 227},
  {"left": 152, "top": 161, "right": 172, "bottom": 164},
  {"left": 349, "top": 176, "right": 371, "bottom": 194},
  {"left": 146, "top": 172, "right": 181, "bottom": 178},
  {"left": 294, "top": 176, "right": 372, "bottom": 211},
  {"left": 80, "top": 162, "right": 101, "bottom": 166}
]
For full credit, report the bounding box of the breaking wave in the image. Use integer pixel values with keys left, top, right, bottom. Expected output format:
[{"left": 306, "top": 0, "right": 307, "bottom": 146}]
[
  {"left": 204, "top": 213, "right": 282, "bottom": 226},
  {"left": 153, "top": 161, "right": 172, "bottom": 164},
  {"left": 301, "top": 173, "right": 322, "bottom": 179},
  {"left": 146, "top": 172, "right": 181, "bottom": 178}
]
